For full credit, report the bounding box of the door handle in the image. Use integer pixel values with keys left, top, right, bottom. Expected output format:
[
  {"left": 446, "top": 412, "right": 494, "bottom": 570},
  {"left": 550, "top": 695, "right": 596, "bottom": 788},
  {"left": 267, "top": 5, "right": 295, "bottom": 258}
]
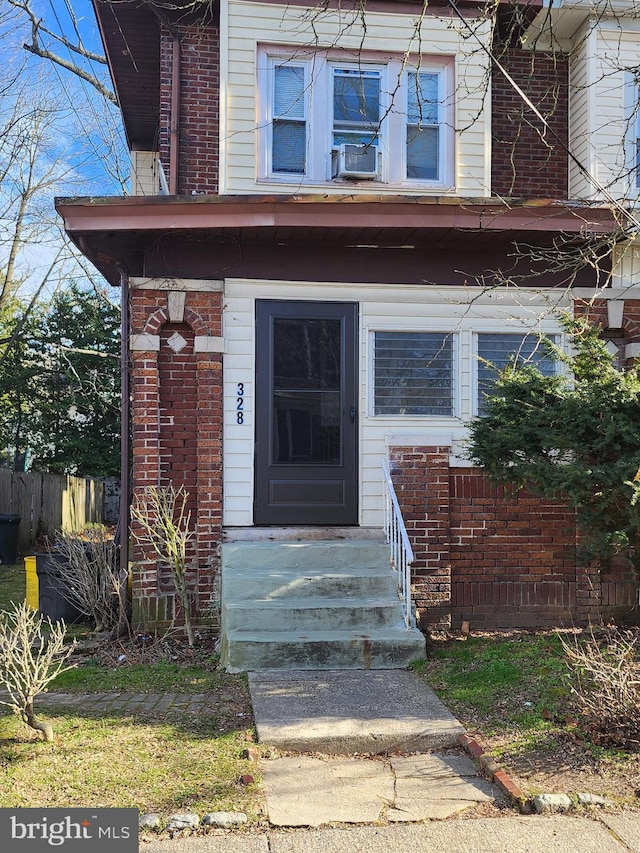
[{"left": 349, "top": 406, "right": 356, "bottom": 423}]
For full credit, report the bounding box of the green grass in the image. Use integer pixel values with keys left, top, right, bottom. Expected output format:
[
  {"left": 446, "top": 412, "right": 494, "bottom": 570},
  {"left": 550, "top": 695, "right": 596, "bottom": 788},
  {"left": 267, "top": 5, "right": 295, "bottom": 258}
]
[
  {"left": 416, "top": 630, "right": 640, "bottom": 803},
  {"left": 0, "top": 706, "right": 262, "bottom": 817},
  {"left": 51, "top": 658, "right": 227, "bottom": 693},
  {"left": 416, "top": 632, "right": 570, "bottom": 732},
  {"left": 0, "top": 562, "right": 25, "bottom": 610}
]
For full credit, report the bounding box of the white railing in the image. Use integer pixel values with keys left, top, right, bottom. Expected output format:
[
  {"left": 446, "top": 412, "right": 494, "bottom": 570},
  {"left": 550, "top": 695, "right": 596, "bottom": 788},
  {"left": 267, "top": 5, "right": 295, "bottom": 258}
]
[{"left": 382, "top": 457, "right": 415, "bottom": 628}]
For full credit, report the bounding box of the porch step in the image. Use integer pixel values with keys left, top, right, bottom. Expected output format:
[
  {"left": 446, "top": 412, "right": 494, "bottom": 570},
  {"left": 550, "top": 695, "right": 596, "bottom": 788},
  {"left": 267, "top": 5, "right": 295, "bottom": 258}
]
[
  {"left": 220, "top": 539, "right": 426, "bottom": 672},
  {"left": 223, "top": 597, "right": 403, "bottom": 632}
]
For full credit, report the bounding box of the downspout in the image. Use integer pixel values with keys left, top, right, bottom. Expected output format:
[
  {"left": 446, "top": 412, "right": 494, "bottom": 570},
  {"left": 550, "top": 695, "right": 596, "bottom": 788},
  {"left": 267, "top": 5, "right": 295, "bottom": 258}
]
[
  {"left": 117, "top": 262, "right": 130, "bottom": 594},
  {"left": 170, "top": 30, "right": 181, "bottom": 194}
]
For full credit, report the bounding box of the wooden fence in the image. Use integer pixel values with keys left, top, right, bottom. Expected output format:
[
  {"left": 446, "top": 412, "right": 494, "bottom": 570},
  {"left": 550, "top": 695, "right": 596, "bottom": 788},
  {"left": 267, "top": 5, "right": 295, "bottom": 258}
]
[{"left": 0, "top": 469, "right": 105, "bottom": 557}]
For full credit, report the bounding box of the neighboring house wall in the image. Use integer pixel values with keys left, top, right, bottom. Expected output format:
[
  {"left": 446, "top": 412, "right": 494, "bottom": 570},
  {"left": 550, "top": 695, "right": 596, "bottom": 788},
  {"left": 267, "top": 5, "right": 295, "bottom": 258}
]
[
  {"left": 492, "top": 49, "right": 569, "bottom": 198},
  {"left": 222, "top": 0, "right": 491, "bottom": 196},
  {"left": 569, "top": 20, "right": 640, "bottom": 200}
]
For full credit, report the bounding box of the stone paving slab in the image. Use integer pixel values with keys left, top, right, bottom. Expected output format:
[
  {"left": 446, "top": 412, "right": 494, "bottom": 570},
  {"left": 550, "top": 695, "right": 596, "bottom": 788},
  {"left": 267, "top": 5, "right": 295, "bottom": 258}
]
[
  {"left": 263, "top": 756, "right": 394, "bottom": 826},
  {"left": 248, "top": 669, "right": 464, "bottom": 754},
  {"left": 262, "top": 752, "right": 499, "bottom": 827},
  {"left": 385, "top": 753, "right": 497, "bottom": 822},
  {"left": 601, "top": 814, "right": 640, "bottom": 852}
]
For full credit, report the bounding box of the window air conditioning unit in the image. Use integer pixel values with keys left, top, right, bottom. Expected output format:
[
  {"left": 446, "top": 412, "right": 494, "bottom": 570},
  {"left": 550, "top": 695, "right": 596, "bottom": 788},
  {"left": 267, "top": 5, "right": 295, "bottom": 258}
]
[{"left": 335, "top": 144, "right": 379, "bottom": 179}]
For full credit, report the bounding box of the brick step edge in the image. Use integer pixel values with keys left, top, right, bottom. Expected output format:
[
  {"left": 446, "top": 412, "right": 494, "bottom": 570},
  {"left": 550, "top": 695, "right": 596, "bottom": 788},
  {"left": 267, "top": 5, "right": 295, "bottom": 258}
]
[{"left": 458, "top": 733, "right": 532, "bottom": 814}]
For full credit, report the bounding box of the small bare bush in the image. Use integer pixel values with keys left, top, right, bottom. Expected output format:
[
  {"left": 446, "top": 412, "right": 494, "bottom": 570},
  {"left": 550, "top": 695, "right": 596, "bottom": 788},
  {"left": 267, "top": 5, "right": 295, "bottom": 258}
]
[
  {"left": 54, "top": 527, "right": 126, "bottom": 635},
  {"left": 0, "top": 601, "right": 77, "bottom": 742},
  {"left": 562, "top": 628, "right": 640, "bottom": 750},
  {"left": 131, "top": 485, "right": 196, "bottom": 646}
]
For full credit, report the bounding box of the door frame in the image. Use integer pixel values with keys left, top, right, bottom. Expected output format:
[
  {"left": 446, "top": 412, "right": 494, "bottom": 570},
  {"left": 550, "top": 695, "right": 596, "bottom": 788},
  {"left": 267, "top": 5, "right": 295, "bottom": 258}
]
[{"left": 253, "top": 299, "right": 359, "bottom": 525}]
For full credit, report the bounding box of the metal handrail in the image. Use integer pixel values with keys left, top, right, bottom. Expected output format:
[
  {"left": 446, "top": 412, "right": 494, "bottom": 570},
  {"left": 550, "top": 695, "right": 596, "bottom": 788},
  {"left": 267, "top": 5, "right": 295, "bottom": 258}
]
[{"left": 382, "top": 457, "right": 415, "bottom": 628}]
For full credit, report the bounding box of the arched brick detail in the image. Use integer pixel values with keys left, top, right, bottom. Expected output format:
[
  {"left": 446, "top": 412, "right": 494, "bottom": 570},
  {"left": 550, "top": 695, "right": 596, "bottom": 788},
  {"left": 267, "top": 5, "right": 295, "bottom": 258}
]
[
  {"left": 183, "top": 306, "right": 210, "bottom": 336},
  {"left": 143, "top": 308, "right": 170, "bottom": 335}
]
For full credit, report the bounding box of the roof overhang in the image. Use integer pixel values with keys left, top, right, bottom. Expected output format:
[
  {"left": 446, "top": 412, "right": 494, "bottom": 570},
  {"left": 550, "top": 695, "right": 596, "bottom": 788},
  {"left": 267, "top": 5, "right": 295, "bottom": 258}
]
[
  {"left": 56, "top": 193, "right": 621, "bottom": 285},
  {"left": 521, "top": 0, "right": 640, "bottom": 51}
]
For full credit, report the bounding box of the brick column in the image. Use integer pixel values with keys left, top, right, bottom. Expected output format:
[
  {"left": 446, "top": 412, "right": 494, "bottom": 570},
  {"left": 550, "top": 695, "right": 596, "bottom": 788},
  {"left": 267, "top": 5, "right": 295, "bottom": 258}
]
[
  {"left": 389, "top": 446, "right": 452, "bottom": 630},
  {"left": 129, "top": 286, "right": 224, "bottom": 634}
]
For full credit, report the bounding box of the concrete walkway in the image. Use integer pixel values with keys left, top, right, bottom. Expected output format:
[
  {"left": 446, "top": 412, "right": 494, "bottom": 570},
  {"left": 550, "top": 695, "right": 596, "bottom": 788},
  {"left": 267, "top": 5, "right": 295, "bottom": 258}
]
[
  {"left": 248, "top": 669, "right": 464, "bottom": 754},
  {"left": 141, "top": 816, "right": 640, "bottom": 853}
]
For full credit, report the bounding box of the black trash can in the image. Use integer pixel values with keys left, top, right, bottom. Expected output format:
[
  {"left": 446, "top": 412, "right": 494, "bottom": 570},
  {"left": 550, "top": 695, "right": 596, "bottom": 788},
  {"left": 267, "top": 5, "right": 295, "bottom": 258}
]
[
  {"left": 0, "top": 513, "right": 20, "bottom": 565},
  {"left": 35, "top": 553, "right": 86, "bottom": 623}
]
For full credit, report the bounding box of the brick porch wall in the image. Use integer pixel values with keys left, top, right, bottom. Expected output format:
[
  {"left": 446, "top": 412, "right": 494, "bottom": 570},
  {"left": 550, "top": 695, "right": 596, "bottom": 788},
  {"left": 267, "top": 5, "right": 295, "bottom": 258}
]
[
  {"left": 390, "top": 446, "right": 638, "bottom": 631},
  {"left": 130, "top": 288, "right": 223, "bottom": 632}
]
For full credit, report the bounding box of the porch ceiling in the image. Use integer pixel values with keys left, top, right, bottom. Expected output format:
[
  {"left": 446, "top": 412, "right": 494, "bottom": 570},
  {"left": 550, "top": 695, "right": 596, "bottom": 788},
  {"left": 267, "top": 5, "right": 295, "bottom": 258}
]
[{"left": 55, "top": 193, "right": 620, "bottom": 285}]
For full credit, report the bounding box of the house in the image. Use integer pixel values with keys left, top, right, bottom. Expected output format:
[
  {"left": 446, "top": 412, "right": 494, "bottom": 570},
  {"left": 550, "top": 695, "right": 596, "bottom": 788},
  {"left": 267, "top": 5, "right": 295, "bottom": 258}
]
[{"left": 56, "top": 0, "right": 640, "bottom": 652}]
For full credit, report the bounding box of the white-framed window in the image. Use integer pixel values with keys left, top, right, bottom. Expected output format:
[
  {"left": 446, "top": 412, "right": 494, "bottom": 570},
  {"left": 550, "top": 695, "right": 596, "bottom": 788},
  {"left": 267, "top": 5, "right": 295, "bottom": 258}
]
[
  {"left": 271, "top": 63, "right": 307, "bottom": 174},
  {"left": 475, "top": 332, "right": 558, "bottom": 415},
  {"left": 258, "top": 47, "right": 454, "bottom": 188},
  {"left": 373, "top": 330, "right": 455, "bottom": 416}
]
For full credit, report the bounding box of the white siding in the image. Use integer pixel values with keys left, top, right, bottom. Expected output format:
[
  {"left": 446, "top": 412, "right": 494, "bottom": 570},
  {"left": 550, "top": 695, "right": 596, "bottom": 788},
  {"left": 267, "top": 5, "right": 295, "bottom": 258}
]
[
  {"left": 569, "top": 20, "right": 640, "bottom": 201},
  {"left": 222, "top": 280, "right": 569, "bottom": 528},
  {"left": 224, "top": 0, "right": 491, "bottom": 197}
]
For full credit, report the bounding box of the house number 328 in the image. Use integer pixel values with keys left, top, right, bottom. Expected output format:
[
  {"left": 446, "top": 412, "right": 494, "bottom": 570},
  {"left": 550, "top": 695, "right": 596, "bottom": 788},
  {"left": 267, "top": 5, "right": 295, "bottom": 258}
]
[{"left": 236, "top": 383, "right": 245, "bottom": 424}]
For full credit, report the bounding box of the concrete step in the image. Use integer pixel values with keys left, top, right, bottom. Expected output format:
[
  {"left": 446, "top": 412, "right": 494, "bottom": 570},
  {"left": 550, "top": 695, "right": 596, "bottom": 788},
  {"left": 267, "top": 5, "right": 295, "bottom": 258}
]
[
  {"left": 221, "top": 627, "right": 426, "bottom": 672},
  {"left": 223, "top": 540, "right": 390, "bottom": 571},
  {"left": 223, "top": 566, "right": 399, "bottom": 601},
  {"left": 220, "top": 537, "right": 425, "bottom": 672},
  {"left": 223, "top": 596, "right": 405, "bottom": 632}
]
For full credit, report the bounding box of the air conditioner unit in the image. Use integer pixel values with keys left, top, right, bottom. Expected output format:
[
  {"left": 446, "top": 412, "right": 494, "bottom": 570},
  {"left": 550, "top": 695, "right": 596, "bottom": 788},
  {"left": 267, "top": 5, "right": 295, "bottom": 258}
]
[{"left": 335, "top": 144, "right": 379, "bottom": 179}]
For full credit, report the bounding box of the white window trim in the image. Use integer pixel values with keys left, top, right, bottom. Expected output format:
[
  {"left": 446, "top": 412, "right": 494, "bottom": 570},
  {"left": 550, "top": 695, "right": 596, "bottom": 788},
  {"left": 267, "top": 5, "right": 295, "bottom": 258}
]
[{"left": 257, "top": 45, "right": 455, "bottom": 190}]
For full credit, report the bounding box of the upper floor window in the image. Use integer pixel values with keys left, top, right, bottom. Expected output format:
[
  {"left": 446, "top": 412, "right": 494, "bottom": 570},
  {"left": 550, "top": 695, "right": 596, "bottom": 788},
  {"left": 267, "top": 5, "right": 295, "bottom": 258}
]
[
  {"left": 272, "top": 64, "right": 307, "bottom": 174},
  {"left": 407, "top": 71, "right": 440, "bottom": 180},
  {"left": 259, "top": 48, "right": 453, "bottom": 188},
  {"left": 476, "top": 333, "right": 557, "bottom": 415}
]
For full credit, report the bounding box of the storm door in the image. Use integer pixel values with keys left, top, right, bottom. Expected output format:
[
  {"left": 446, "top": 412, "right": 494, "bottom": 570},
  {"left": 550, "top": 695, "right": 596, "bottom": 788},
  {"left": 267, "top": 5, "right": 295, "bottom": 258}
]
[{"left": 254, "top": 300, "right": 358, "bottom": 525}]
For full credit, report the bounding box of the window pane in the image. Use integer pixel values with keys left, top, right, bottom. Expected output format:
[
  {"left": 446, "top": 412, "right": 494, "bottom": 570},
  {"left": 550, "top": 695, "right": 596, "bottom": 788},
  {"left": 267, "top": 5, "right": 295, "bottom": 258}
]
[
  {"left": 274, "top": 65, "right": 305, "bottom": 118},
  {"left": 407, "top": 126, "right": 438, "bottom": 179},
  {"left": 333, "top": 70, "right": 380, "bottom": 127},
  {"left": 273, "top": 391, "right": 340, "bottom": 464},
  {"left": 407, "top": 72, "right": 439, "bottom": 125},
  {"left": 477, "top": 333, "right": 557, "bottom": 414},
  {"left": 273, "top": 318, "right": 340, "bottom": 390},
  {"left": 374, "top": 331, "right": 453, "bottom": 416},
  {"left": 272, "top": 121, "right": 306, "bottom": 173}
]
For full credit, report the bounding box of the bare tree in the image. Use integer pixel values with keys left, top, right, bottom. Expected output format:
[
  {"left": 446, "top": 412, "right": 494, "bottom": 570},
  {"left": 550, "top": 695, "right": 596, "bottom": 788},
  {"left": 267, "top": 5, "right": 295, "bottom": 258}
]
[{"left": 0, "top": 601, "right": 76, "bottom": 742}]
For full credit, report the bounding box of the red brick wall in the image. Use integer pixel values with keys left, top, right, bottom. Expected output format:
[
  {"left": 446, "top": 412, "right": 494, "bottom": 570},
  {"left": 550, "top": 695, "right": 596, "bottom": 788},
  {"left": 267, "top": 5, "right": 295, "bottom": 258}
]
[
  {"left": 492, "top": 49, "right": 568, "bottom": 199},
  {"left": 160, "top": 23, "right": 220, "bottom": 195},
  {"left": 129, "top": 288, "right": 223, "bottom": 632},
  {"left": 390, "top": 446, "right": 638, "bottom": 630}
]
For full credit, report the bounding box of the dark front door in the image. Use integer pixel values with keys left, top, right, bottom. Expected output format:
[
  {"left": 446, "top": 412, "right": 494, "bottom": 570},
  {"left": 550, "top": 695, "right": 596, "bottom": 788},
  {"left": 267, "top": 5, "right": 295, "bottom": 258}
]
[{"left": 254, "top": 300, "right": 358, "bottom": 525}]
